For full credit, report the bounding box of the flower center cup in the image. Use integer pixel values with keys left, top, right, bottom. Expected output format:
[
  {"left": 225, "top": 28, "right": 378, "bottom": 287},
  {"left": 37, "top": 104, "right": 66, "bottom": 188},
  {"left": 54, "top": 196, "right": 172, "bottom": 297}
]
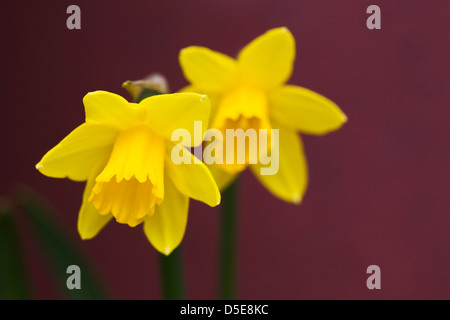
[
  {"left": 89, "top": 125, "right": 166, "bottom": 227},
  {"left": 210, "top": 85, "right": 272, "bottom": 173}
]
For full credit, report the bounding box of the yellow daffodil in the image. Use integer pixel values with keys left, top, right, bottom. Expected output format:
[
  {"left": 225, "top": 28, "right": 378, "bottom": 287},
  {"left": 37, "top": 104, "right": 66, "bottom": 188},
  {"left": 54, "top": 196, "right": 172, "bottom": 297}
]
[
  {"left": 36, "top": 91, "right": 220, "bottom": 255},
  {"left": 179, "top": 27, "right": 347, "bottom": 204}
]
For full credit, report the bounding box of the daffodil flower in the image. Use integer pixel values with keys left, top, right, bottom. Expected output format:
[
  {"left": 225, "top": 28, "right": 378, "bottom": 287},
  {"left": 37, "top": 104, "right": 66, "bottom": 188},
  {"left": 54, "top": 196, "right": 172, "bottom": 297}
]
[
  {"left": 179, "top": 27, "right": 347, "bottom": 204},
  {"left": 36, "top": 91, "right": 220, "bottom": 255}
]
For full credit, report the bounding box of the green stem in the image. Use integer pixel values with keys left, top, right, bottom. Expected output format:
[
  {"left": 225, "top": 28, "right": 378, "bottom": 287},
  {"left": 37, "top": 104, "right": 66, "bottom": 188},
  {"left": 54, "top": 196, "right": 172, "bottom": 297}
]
[
  {"left": 159, "top": 247, "right": 185, "bottom": 300},
  {"left": 220, "top": 179, "right": 239, "bottom": 300}
]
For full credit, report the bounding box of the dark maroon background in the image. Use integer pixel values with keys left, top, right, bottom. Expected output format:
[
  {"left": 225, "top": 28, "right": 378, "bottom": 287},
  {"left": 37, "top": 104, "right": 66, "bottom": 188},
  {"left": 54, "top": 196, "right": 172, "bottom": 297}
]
[{"left": 2, "top": 0, "right": 450, "bottom": 299}]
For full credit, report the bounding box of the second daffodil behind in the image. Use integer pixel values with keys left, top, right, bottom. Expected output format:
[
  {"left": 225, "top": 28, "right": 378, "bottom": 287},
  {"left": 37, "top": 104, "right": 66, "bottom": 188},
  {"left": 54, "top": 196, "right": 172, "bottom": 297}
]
[
  {"left": 36, "top": 91, "right": 220, "bottom": 255},
  {"left": 179, "top": 27, "right": 347, "bottom": 204}
]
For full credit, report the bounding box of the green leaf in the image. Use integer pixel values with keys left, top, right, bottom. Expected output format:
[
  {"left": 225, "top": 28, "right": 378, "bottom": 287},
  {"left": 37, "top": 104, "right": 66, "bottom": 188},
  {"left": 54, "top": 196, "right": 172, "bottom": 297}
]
[
  {"left": 0, "top": 197, "right": 30, "bottom": 300},
  {"left": 16, "top": 188, "right": 109, "bottom": 300}
]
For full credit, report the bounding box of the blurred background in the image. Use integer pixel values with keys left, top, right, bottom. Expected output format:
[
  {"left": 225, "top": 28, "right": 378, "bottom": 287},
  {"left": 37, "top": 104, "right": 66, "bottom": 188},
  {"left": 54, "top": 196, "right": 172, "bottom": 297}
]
[{"left": 1, "top": 0, "right": 450, "bottom": 299}]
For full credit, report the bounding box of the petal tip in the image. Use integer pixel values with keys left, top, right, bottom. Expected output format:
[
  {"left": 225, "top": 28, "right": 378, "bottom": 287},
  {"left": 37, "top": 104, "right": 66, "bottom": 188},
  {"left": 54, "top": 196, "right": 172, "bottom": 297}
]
[
  {"left": 179, "top": 46, "right": 198, "bottom": 60},
  {"left": 292, "top": 193, "right": 302, "bottom": 205},
  {"left": 179, "top": 47, "right": 189, "bottom": 54},
  {"left": 78, "top": 225, "right": 97, "bottom": 240},
  {"left": 79, "top": 233, "right": 92, "bottom": 240},
  {"left": 179, "top": 47, "right": 190, "bottom": 54},
  {"left": 271, "top": 26, "right": 293, "bottom": 38},
  {"left": 82, "top": 91, "right": 99, "bottom": 102},
  {"left": 164, "top": 247, "right": 172, "bottom": 256},
  {"left": 342, "top": 113, "right": 349, "bottom": 123},
  {"left": 215, "top": 195, "right": 221, "bottom": 206}
]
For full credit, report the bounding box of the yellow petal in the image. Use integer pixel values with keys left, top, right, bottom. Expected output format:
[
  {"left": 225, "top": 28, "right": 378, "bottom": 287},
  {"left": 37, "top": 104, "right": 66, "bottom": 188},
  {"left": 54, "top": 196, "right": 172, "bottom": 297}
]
[
  {"left": 238, "top": 27, "right": 295, "bottom": 88},
  {"left": 207, "top": 164, "right": 238, "bottom": 191},
  {"left": 78, "top": 156, "right": 112, "bottom": 239},
  {"left": 83, "top": 91, "right": 145, "bottom": 130},
  {"left": 250, "top": 127, "right": 308, "bottom": 204},
  {"left": 269, "top": 85, "right": 347, "bottom": 135},
  {"left": 143, "top": 176, "right": 189, "bottom": 255},
  {"left": 36, "top": 123, "right": 118, "bottom": 181},
  {"left": 179, "top": 46, "right": 238, "bottom": 92},
  {"left": 166, "top": 142, "right": 221, "bottom": 207},
  {"left": 179, "top": 85, "right": 220, "bottom": 126},
  {"left": 139, "top": 93, "right": 211, "bottom": 147}
]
